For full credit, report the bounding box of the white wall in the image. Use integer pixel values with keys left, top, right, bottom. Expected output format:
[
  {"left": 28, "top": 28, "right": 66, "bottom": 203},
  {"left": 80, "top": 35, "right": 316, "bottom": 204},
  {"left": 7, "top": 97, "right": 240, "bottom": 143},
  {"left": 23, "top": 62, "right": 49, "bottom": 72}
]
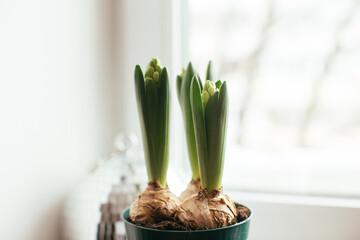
[
  {"left": 116, "top": 0, "right": 185, "bottom": 133},
  {"left": 0, "top": 1, "right": 117, "bottom": 239},
  {"left": 0, "top": 0, "right": 186, "bottom": 239},
  {"left": 116, "top": 0, "right": 188, "bottom": 179}
]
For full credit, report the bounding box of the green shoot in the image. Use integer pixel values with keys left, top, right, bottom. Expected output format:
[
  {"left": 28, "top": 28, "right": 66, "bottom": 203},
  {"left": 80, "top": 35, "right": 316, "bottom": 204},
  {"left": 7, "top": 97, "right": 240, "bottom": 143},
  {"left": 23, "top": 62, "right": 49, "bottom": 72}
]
[
  {"left": 176, "top": 61, "right": 217, "bottom": 181},
  {"left": 190, "top": 76, "right": 228, "bottom": 193},
  {"left": 134, "top": 58, "right": 170, "bottom": 187},
  {"left": 176, "top": 63, "right": 200, "bottom": 180}
]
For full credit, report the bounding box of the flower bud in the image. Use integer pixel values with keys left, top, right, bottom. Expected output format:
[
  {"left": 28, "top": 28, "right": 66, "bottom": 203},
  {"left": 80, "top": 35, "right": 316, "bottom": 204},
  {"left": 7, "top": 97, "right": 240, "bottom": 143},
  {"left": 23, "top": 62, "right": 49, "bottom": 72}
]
[
  {"left": 204, "top": 80, "right": 215, "bottom": 91},
  {"left": 180, "top": 67, "right": 186, "bottom": 79},
  {"left": 146, "top": 66, "right": 155, "bottom": 77},
  {"left": 145, "top": 58, "right": 162, "bottom": 83},
  {"left": 153, "top": 71, "right": 160, "bottom": 83},
  {"left": 201, "top": 80, "right": 217, "bottom": 107},
  {"left": 201, "top": 91, "right": 210, "bottom": 106}
]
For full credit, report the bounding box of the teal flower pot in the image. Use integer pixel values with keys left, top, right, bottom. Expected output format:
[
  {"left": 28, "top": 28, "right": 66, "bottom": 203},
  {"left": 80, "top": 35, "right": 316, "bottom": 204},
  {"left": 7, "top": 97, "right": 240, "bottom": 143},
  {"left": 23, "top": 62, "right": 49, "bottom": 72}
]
[{"left": 121, "top": 203, "right": 252, "bottom": 240}]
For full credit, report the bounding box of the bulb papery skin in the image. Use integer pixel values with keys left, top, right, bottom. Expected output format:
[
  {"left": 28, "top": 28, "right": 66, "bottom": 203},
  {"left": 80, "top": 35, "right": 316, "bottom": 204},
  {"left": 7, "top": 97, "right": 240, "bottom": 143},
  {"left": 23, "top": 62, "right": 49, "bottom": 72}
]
[
  {"left": 129, "top": 180, "right": 181, "bottom": 224},
  {"left": 179, "top": 178, "right": 201, "bottom": 201},
  {"left": 176, "top": 187, "right": 237, "bottom": 230}
]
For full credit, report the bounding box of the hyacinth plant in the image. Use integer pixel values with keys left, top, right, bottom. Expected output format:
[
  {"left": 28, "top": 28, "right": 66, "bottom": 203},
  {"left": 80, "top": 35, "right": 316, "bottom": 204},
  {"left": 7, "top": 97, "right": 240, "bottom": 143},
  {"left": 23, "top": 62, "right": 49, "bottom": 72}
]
[
  {"left": 176, "top": 61, "right": 216, "bottom": 200},
  {"left": 176, "top": 72, "right": 238, "bottom": 230},
  {"left": 135, "top": 58, "right": 169, "bottom": 187},
  {"left": 192, "top": 78, "right": 228, "bottom": 192},
  {"left": 130, "top": 58, "right": 180, "bottom": 224}
]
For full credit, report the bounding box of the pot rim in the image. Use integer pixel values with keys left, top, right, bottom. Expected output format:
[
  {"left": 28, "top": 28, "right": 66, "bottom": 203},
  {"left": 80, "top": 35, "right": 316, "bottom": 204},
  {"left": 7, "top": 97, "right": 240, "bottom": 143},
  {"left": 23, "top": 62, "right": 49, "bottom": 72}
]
[{"left": 121, "top": 203, "right": 252, "bottom": 233}]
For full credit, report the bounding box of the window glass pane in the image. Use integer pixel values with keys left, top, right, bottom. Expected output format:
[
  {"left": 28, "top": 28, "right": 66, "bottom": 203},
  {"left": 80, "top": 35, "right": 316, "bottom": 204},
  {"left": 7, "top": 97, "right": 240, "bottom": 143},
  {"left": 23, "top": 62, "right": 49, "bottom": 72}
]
[{"left": 189, "top": 0, "right": 360, "bottom": 197}]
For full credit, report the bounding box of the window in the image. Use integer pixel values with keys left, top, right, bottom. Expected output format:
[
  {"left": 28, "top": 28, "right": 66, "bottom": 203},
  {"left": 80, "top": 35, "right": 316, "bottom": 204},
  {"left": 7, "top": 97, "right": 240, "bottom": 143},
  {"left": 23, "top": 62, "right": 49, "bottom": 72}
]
[{"left": 189, "top": 0, "right": 360, "bottom": 197}]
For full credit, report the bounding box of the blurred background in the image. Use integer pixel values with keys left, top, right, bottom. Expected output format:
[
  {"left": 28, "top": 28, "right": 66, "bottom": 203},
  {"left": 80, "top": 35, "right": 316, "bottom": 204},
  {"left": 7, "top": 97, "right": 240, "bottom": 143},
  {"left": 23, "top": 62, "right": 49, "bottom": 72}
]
[
  {"left": 1, "top": 0, "right": 359, "bottom": 239},
  {"left": 190, "top": 0, "right": 360, "bottom": 197}
]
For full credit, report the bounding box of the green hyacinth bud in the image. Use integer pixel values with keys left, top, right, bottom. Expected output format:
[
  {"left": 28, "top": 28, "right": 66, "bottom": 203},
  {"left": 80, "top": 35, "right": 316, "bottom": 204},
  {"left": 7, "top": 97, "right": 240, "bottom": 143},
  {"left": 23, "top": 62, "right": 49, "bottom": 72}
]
[
  {"left": 180, "top": 67, "right": 186, "bottom": 79},
  {"left": 145, "top": 58, "right": 162, "bottom": 84},
  {"left": 202, "top": 80, "right": 217, "bottom": 107},
  {"left": 153, "top": 71, "right": 160, "bottom": 82}
]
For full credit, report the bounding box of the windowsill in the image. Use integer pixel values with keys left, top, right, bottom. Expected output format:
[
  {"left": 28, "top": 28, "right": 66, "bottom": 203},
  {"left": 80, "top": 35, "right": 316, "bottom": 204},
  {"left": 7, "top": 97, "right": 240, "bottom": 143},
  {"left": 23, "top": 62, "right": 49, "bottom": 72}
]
[
  {"left": 228, "top": 190, "right": 360, "bottom": 240},
  {"left": 228, "top": 190, "right": 360, "bottom": 208},
  {"left": 223, "top": 145, "right": 360, "bottom": 198}
]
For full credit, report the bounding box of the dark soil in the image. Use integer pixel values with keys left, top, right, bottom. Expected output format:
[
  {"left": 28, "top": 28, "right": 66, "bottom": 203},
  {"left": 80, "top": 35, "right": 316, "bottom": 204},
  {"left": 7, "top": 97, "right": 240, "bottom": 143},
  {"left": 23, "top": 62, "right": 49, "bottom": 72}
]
[
  {"left": 236, "top": 206, "right": 251, "bottom": 223},
  {"left": 130, "top": 218, "right": 188, "bottom": 231},
  {"left": 128, "top": 205, "right": 250, "bottom": 231}
]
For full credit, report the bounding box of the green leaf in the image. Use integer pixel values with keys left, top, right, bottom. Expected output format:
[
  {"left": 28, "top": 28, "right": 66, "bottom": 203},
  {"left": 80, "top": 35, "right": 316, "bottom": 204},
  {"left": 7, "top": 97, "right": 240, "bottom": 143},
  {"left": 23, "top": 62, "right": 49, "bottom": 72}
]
[
  {"left": 187, "top": 65, "right": 201, "bottom": 177},
  {"left": 144, "top": 78, "right": 158, "bottom": 182},
  {"left": 134, "top": 65, "right": 145, "bottom": 114},
  {"left": 156, "top": 68, "right": 170, "bottom": 186},
  {"left": 177, "top": 63, "right": 201, "bottom": 180},
  {"left": 134, "top": 65, "right": 151, "bottom": 173},
  {"left": 176, "top": 75, "right": 182, "bottom": 103},
  {"left": 206, "top": 60, "right": 215, "bottom": 81},
  {"left": 190, "top": 75, "right": 209, "bottom": 188},
  {"left": 215, "top": 80, "right": 222, "bottom": 89},
  {"left": 204, "top": 81, "right": 228, "bottom": 191},
  {"left": 134, "top": 62, "right": 170, "bottom": 187}
]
